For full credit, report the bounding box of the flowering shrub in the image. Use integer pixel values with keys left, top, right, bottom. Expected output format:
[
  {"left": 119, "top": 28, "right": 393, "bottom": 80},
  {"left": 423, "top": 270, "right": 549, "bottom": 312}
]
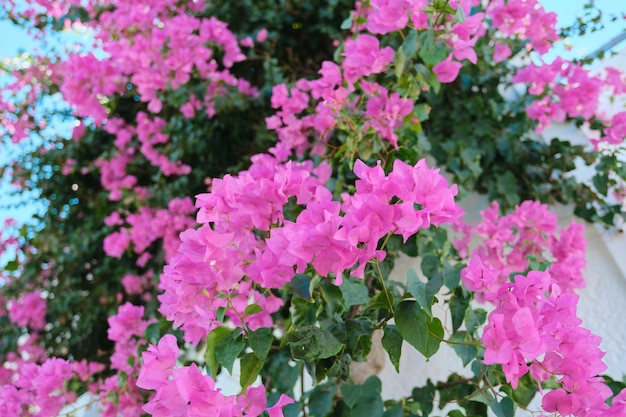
[{"left": 1, "top": 1, "right": 626, "bottom": 416}]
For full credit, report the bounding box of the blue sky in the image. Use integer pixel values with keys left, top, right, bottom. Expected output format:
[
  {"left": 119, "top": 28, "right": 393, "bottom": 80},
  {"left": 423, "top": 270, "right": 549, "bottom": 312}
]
[{"left": 0, "top": 2, "right": 624, "bottom": 228}]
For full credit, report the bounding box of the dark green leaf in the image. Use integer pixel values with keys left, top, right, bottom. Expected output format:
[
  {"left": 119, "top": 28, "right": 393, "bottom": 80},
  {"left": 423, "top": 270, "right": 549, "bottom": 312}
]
[
  {"left": 240, "top": 352, "right": 264, "bottom": 389},
  {"left": 145, "top": 323, "right": 160, "bottom": 343},
  {"left": 205, "top": 327, "right": 231, "bottom": 376},
  {"left": 288, "top": 326, "right": 344, "bottom": 362},
  {"left": 443, "top": 264, "right": 462, "bottom": 289},
  {"left": 449, "top": 331, "right": 478, "bottom": 367},
  {"left": 341, "top": 376, "right": 383, "bottom": 416},
  {"left": 340, "top": 278, "right": 370, "bottom": 307},
  {"left": 406, "top": 268, "right": 442, "bottom": 317},
  {"left": 500, "top": 373, "right": 539, "bottom": 407},
  {"left": 593, "top": 173, "right": 608, "bottom": 196},
  {"left": 412, "top": 380, "right": 435, "bottom": 416},
  {"left": 467, "top": 389, "right": 493, "bottom": 405},
  {"left": 321, "top": 281, "right": 345, "bottom": 315},
  {"left": 382, "top": 404, "right": 404, "bottom": 417},
  {"left": 449, "top": 287, "right": 470, "bottom": 333},
  {"left": 215, "top": 332, "right": 245, "bottom": 374},
  {"left": 420, "top": 253, "right": 441, "bottom": 277},
  {"left": 248, "top": 327, "right": 273, "bottom": 360},
  {"left": 395, "top": 300, "right": 442, "bottom": 358},
  {"left": 489, "top": 397, "right": 515, "bottom": 417},
  {"left": 402, "top": 30, "right": 419, "bottom": 57},
  {"left": 308, "top": 382, "right": 336, "bottom": 417},
  {"left": 381, "top": 324, "right": 402, "bottom": 373},
  {"left": 291, "top": 274, "right": 313, "bottom": 300},
  {"left": 345, "top": 319, "right": 372, "bottom": 360},
  {"left": 292, "top": 296, "right": 317, "bottom": 326},
  {"left": 464, "top": 308, "right": 487, "bottom": 335}
]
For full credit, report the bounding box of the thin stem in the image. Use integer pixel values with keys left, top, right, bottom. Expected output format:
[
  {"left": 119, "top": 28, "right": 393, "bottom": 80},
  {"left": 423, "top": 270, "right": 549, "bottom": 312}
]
[
  {"left": 379, "top": 231, "right": 393, "bottom": 252},
  {"left": 427, "top": 330, "right": 483, "bottom": 347},
  {"left": 434, "top": 0, "right": 451, "bottom": 27},
  {"left": 374, "top": 259, "right": 394, "bottom": 315},
  {"left": 301, "top": 365, "right": 308, "bottom": 417}
]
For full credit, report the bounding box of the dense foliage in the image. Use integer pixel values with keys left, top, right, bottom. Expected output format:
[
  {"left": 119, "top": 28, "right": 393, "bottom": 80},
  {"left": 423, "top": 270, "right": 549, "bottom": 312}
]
[{"left": 0, "top": 1, "right": 625, "bottom": 416}]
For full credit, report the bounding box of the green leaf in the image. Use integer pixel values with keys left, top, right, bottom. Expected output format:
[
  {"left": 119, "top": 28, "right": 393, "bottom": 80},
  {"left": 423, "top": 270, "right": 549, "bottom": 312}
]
[
  {"left": 420, "top": 253, "right": 441, "bottom": 277},
  {"left": 402, "top": 30, "right": 419, "bottom": 57},
  {"left": 215, "top": 332, "right": 245, "bottom": 374},
  {"left": 292, "top": 296, "right": 317, "bottom": 326},
  {"left": 593, "top": 173, "right": 608, "bottom": 196},
  {"left": 288, "top": 326, "right": 344, "bottom": 362},
  {"left": 489, "top": 397, "right": 515, "bottom": 417},
  {"left": 449, "top": 331, "right": 478, "bottom": 367},
  {"left": 291, "top": 274, "right": 313, "bottom": 300},
  {"left": 345, "top": 319, "right": 372, "bottom": 360},
  {"left": 340, "top": 12, "right": 353, "bottom": 30},
  {"left": 468, "top": 389, "right": 493, "bottom": 405},
  {"left": 145, "top": 322, "right": 160, "bottom": 343},
  {"left": 4, "top": 260, "right": 18, "bottom": 272},
  {"left": 406, "top": 268, "right": 442, "bottom": 317},
  {"left": 395, "top": 48, "right": 407, "bottom": 79},
  {"left": 382, "top": 405, "right": 404, "bottom": 417},
  {"left": 464, "top": 308, "right": 487, "bottom": 335},
  {"left": 500, "top": 373, "right": 539, "bottom": 407},
  {"left": 244, "top": 303, "right": 263, "bottom": 316},
  {"left": 340, "top": 278, "right": 370, "bottom": 307},
  {"left": 248, "top": 327, "right": 272, "bottom": 360},
  {"left": 449, "top": 287, "right": 470, "bottom": 333},
  {"left": 240, "top": 352, "right": 263, "bottom": 389},
  {"left": 341, "top": 376, "right": 383, "bottom": 416},
  {"left": 443, "top": 264, "right": 462, "bottom": 289},
  {"left": 395, "top": 300, "right": 442, "bottom": 358},
  {"left": 418, "top": 32, "right": 448, "bottom": 66},
  {"left": 411, "top": 380, "right": 435, "bottom": 416},
  {"left": 205, "top": 327, "right": 230, "bottom": 376},
  {"left": 453, "top": 4, "right": 466, "bottom": 23},
  {"left": 447, "top": 411, "right": 465, "bottom": 417},
  {"left": 381, "top": 324, "right": 402, "bottom": 373},
  {"left": 308, "top": 382, "right": 336, "bottom": 417},
  {"left": 321, "top": 281, "right": 345, "bottom": 315}
]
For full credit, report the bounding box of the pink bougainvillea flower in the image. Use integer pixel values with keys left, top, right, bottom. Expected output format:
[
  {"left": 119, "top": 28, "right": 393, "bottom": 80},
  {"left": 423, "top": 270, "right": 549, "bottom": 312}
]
[{"left": 433, "top": 55, "right": 462, "bottom": 83}]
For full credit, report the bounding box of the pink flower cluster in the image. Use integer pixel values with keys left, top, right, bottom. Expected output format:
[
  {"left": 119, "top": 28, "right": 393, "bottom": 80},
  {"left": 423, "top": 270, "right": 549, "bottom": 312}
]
[
  {"left": 485, "top": 0, "right": 559, "bottom": 55},
  {"left": 107, "top": 303, "right": 153, "bottom": 374},
  {"left": 459, "top": 201, "right": 626, "bottom": 415},
  {"left": 481, "top": 270, "right": 618, "bottom": 416},
  {"left": 8, "top": 291, "right": 47, "bottom": 331},
  {"left": 0, "top": 340, "right": 105, "bottom": 417},
  {"left": 158, "top": 153, "right": 332, "bottom": 344},
  {"left": 458, "top": 201, "right": 586, "bottom": 300},
  {"left": 137, "top": 334, "right": 293, "bottom": 417},
  {"left": 159, "top": 152, "right": 461, "bottom": 345},
  {"left": 94, "top": 115, "right": 192, "bottom": 201},
  {"left": 267, "top": 57, "right": 415, "bottom": 154},
  {"left": 85, "top": 302, "right": 157, "bottom": 417},
  {"left": 592, "top": 111, "right": 626, "bottom": 149},
  {"left": 513, "top": 58, "right": 605, "bottom": 132},
  {"left": 103, "top": 197, "right": 196, "bottom": 266},
  {"left": 0, "top": 358, "right": 75, "bottom": 416},
  {"left": 0, "top": 56, "right": 62, "bottom": 144}
]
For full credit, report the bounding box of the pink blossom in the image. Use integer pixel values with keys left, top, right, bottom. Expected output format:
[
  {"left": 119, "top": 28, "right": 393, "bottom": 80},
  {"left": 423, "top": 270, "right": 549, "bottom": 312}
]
[
  {"left": 341, "top": 35, "right": 394, "bottom": 84},
  {"left": 493, "top": 42, "right": 512, "bottom": 63},
  {"left": 433, "top": 55, "right": 462, "bottom": 83},
  {"left": 103, "top": 228, "right": 131, "bottom": 258},
  {"left": 256, "top": 28, "right": 268, "bottom": 42},
  {"left": 8, "top": 291, "right": 46, "bottom": 331}
]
